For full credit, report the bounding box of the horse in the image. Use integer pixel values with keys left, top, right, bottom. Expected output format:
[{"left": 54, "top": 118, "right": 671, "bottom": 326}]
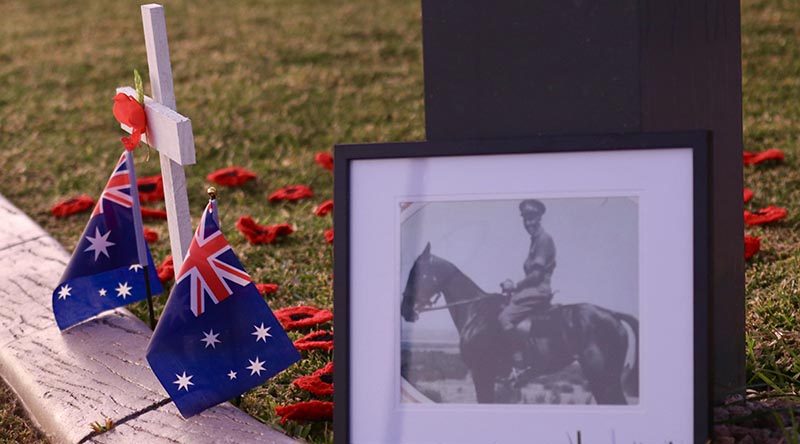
[{"left": 400, "top": 243, "right": 639, "bottom": 405}]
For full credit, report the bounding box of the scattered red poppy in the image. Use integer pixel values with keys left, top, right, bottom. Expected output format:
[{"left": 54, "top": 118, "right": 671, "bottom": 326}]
[
  {"left": 137, "top": 175, "right": 164, "bottom": 203},
  {"left": 157, "top": 255, "right": 174, "bottom": 284},
  {"left": 143, "top": 228, "right": 159, "bottom": 243},
  {"left": 141, "top": 207, "right": 168, "bottom": 220},
  {"left": 313, "top": 200, "right": 334, "bottom": 217},
  {"left": 745, "top": 235, "right": 761, "bottom": 261},
  {"left": 268, "top": 185, "right": 314, "bottom": 203},
  {"left": 256, "top": 283, "right": 280, "bottom": 296},
  {"left": 744, "top": 206, "right": 788, "bottom": 226},
  {"left": 743, "top": 188, "right": 754, "bottom": 203},
  {"left": 207, "top": 166, "right": 257, "bottom": 187},
  {"left": 324, "top": 228, "right": 334, "bottom": 244},
  {"left": 275, "top": 400, "right": 333, "bottom": 424},
  {"left": 743, "top": 148, "right": 784, "bottom": 166},
  {"left": 51, "top": 195, "right": 94, "bottom": 218},
  {"left": 274, "top": 306, "right": 333, "bottom": 330},
  {"left": 235, "top": 216, "right": 295, "bottom": 244},
  {"left": 292, "top": 362, "right": 333, "bottom": 397},
  {"left": 294, "top": 330, "right": 334, "bottom": 352},
  {"left": 112, "top": 93, "right": 147, "bottom": 151},
  {"left": 314, "top": 152, "right": 333, "bottom": 171}
]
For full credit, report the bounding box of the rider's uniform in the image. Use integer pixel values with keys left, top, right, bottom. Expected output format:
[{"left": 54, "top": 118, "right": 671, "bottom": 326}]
[{"left": 498, "top": 224, "right": 556, "bottom": 330}]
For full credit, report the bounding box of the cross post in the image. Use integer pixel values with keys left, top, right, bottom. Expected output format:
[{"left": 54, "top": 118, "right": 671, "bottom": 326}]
[{"left": 117, "top": 3, "right": 195, "bottom": 270}]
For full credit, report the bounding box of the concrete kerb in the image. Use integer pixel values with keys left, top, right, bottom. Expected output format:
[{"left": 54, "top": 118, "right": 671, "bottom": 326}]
[{"left": 0, "top": 195, "right": 300, "bottom": 444}]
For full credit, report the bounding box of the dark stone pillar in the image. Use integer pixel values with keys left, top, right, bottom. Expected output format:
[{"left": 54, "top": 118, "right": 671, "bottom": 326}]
[{"left": 422, "top": 0, "right": 744, "bottom": 402}]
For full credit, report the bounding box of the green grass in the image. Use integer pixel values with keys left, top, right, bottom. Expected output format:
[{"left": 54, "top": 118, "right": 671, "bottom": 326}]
[
  {"left": 0, "top": 377, "right": 48, "bottom": 444},
  {"left": 742, "top": 0, "right": 800, "bottom": 395},
  {"left": 0, "top": 0, "right": 422, "bottom": 442},
  {"left": 2, "top": 0, "right": 800, "bottom": 441}
]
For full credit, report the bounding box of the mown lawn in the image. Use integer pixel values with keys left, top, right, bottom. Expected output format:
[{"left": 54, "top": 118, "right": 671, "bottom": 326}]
[
  {"left": 742, "top": 0, "right": 800, "bottom": 395},
  {"left": 0, "top": 0, "right": 799, "bottom": 442},
  {"left": 0, "top": 0, "right": 422, "bottom": 442},
  {"left": 0, "top": 378, "right": 48, "bottom": 444}
]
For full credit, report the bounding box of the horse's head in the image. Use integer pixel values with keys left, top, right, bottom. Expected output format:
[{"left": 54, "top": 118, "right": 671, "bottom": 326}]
[{"left": 401, "top": 242, "right": 444, "bottom": 322}]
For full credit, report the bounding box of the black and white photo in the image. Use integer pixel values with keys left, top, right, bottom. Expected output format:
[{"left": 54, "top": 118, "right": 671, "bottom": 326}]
[{"left": 399, "top": 197, "right": 639, "bottom": 406}]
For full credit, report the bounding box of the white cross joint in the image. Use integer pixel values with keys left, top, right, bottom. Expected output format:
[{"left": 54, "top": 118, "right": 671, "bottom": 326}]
[{"left": 117, "top": 4, "right": 195, "bottom": 270}]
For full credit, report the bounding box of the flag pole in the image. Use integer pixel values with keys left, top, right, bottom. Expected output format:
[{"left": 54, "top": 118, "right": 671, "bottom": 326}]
[
  {"left": 207, "top": 186, "right": 219, "bottom": 225},
  {"left": 126, "top": 149, "right": 157, "bottom": 330},
  {"left": 143, "top": 265, "right": 156, "bottom": 330},
  {"left": 208, "top": 186, "right": 241, "bottom": 407}
]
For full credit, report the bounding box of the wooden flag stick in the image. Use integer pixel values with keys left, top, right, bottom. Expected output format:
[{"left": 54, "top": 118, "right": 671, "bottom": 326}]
[{"left": 124, "top": 149, "right": 157, "bottom": 329}]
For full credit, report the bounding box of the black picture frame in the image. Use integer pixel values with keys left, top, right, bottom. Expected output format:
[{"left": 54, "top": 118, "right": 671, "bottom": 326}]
[{"left": 334, "top": 131, "right": 710, "bottom": 444}]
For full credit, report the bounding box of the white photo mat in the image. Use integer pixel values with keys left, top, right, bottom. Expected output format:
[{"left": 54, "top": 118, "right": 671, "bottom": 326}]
[{"left": 349, "top": 148, "right": 695, "bottom": 444}]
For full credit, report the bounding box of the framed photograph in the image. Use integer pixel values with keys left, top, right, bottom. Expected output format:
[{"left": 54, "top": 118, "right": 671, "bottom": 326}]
[{"left": 334, "top": 132, "right": 710, "bottom": 444}]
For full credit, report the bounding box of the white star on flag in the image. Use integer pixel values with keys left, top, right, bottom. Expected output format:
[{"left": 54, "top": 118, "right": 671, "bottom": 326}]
[
  {"left": 129, "top": 264, "right": 143, "bottom": 272},
  {"left": 201, "top": 330, "right": 222, "bottom": 349},
  {"left": 116, "top": 282, "right": 132, "bottom": 299},
  {"left": 173, "top": 371, "right": 194, "bottom": 391},
  {"left": 251, "top": 323, "right": 272, "bottom": 343},
  {"left": 246, "top": 357, "right": 266, "bottom": 376},
  {"left": 227, "top": 370, "right": 237, "bottom": 380},
  {"left": 57, "top": 284, "right": 72, "bottom": 300},
  {"left": 84, "top": 227, "right": 115, "bottom": 260},
  {"left": 98, "top": 288, "right": 107, "bottom": 297}
]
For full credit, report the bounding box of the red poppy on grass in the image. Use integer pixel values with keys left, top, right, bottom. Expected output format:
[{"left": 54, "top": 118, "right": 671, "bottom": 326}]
[
  {"left": 51, "top": 195, "right": 94, "bottom": 218},
  {"left": 112, "top": 93, "right": 147, "bottom": 151},
  {"left": 743, "top": 148, "right": 784, "bottom": 166},
  {"left": 274, "top": 306, "right": 333, "bottom": 330},
  {"left": 744, "top": 206, "right": 788, "bottom": 226},
  {"left": 256, "top": 283, "right": 280, "bottom": 296},
  {"left": 293, "top": 330, "right": 334, "bottom": 352},
  {"left": 235, "top": 216, "right": 295, "bottom": 244},
  {"left": 745, "top": 235, "right": 760, "bottom": 260},
  {"left": 143, "top": 228, "right": 158, "bottom": 243},
  {"left": 314, "top": 152, "right": 333, "bottom": 171},
  {"left": 313, "top": 200, "right": 333, "bottom": 217},
  {"left": 157, "top": 255, "right": 174, "bottom": 284},
  {"left": 207, "top": 166, "right": 257, "bottom": 187},
  {"left": 292, "top": 362, "right": 333, "bottom": 396},
  {"left": 268, "top": 185, "right": 314, "bottom": 203},
  {"left": 743, "top": 188, "right": 753, "bottom": 203},
  {"left": 137, "top": 175, "right": 164, "bottom": 203},
  {"left": 275, "top": 400, "right": 333, "bottom": 424},
  {"left": 324, "top": 229, "right": 334, "bottom": 244},
  {"left": 141, "top": 207, "right": 168, "bottom": 220}
]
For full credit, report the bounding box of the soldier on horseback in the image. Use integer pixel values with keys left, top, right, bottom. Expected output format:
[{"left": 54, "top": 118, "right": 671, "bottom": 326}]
[{"left": 499, "top": 199, "right": 556, "bottom": 376}]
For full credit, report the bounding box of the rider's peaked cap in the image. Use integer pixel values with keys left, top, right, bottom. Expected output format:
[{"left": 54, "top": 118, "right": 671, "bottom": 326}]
[{"left": 519, "top": 199, "right": 545, "bottom": 218}]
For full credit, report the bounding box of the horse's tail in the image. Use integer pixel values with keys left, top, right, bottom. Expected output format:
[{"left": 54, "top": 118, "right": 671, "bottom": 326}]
[{"left": 612, "top": 311, "right": 639, "bottom": 397}]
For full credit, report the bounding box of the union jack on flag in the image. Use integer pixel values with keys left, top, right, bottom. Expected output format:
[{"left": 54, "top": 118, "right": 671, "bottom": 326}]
[
  {"left": 147, "top": 200, "right": 300, "bottom": 418},
  {"left": 177, "top": 201, "right": 252, "bottom": 316},
  {"left": 91, "top": 154, "right": 133, "bottom": 217},
  {"left": 52, "top": 151, "right": 163, "bottom": 330}
]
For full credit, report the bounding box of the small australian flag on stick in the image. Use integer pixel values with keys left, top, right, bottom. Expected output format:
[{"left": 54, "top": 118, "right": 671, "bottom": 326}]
[
  {"left": 146, "top": 199, "right": 300, "bottom": 418},
  {"left": 52, "top": 151, "right": 163, "bottom": 330}
]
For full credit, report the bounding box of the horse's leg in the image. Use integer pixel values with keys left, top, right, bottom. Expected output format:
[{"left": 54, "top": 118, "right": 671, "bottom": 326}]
[
  {"left": 471, "top": 367, "right": 496, "bottom": 403},
  {"left": 578, "top": 343, "right": 628, "bottom": 405}
]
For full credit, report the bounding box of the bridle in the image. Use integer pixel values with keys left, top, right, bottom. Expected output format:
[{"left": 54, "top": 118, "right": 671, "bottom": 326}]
[{"left": 414, "top": 291, "right": 504, "bottom": 313}]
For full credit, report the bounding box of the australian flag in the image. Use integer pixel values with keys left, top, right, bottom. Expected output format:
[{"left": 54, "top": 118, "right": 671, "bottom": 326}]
[
  {"left": 146, "top": 200, "right": 300, "bottom": 418},
  {"left": 52, "top": 151, "right": 163, "bottom": 330}
]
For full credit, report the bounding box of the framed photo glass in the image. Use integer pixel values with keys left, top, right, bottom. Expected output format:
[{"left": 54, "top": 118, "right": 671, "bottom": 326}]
[{"left": 334, "top": 132, "right": 710, "bottom": 444}]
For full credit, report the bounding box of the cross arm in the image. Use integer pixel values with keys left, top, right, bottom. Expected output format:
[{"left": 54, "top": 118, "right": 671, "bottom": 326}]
[{"left": 115, "top": 86, "right": 196, "bottom": 166}]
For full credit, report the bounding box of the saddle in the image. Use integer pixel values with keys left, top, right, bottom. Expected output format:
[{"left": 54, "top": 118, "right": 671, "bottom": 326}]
[{"left": 515, "top": 303, "right": 560, "bottom": 338}]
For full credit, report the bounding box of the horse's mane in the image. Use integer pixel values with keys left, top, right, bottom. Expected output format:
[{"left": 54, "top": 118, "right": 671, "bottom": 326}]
[{"left": 429, "top": 254, "right": 496, "bottom": 298}]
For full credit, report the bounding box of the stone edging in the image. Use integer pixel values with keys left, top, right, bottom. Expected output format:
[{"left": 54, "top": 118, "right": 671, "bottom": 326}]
[{"left": 0, "top": 195, "right": 300, "bottom": 444}]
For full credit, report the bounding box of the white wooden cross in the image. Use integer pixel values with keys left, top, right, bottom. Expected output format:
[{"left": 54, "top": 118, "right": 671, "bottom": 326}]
[{"left": 117, "top": 4, "right": 194, "bottom": 270}]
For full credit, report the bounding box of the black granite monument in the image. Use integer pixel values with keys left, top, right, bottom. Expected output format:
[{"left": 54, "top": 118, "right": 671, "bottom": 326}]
[{"left": 421, "top": 0, "right": 743, "bottom": 402}]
